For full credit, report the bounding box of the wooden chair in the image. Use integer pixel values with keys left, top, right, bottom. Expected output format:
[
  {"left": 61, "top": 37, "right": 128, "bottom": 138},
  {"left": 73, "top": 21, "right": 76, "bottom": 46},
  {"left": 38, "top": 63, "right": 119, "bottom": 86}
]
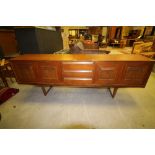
[
  {"left": 0, "top": 59, "right": 16, "bottom": 87},
  {"left": 131, "top": 41, "right": 153, "bottom": 54},
  {"left": 120, "top": 39, "right": 127, "bottom": 48},
  {"left": 140, "top": 52, "right": 155, "bottom": 59}
]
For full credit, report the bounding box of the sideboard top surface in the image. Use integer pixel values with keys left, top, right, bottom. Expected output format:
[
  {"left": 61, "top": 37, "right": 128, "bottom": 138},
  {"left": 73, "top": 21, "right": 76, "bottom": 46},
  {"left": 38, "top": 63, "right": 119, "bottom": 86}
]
[{"left": 11, "top": 54, "right": 154, "bottom": 62}]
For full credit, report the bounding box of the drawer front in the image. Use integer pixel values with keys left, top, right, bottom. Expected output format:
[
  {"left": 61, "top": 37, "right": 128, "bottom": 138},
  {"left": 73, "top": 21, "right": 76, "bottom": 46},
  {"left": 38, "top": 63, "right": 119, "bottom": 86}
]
[
  {"left": 62, "top": 61, "right": 94, "bottom": 85},
  {"left": 62, "top": 61, "right": 94, "bottom": 70},
  {"left": 63, "top": 70, "right": 93, "bottom": 78},
  {"left": 64, "top": 78, "right": 93, "bottom": 85}
]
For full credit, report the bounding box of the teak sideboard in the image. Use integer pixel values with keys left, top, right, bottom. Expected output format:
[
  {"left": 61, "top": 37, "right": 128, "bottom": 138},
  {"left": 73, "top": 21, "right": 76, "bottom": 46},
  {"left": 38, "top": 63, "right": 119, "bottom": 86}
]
[{"left": 10, "top": 54, "right": 155, "bottom": 98}]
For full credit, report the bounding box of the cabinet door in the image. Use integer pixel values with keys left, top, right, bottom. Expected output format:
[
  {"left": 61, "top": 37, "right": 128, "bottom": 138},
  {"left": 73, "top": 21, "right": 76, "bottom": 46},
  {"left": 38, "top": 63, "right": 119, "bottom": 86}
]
[
  {"left": 37, "top": 62, "right": 62, "bottom": 84},
  {"left": 94, "top": 62, "right": 123, "bottom": 85},
  {"left": 121, "top": 62, "right": 153, "bottom": 86},
  {"left": 12, "top": 62, "right": 37, "bottom": 83}
]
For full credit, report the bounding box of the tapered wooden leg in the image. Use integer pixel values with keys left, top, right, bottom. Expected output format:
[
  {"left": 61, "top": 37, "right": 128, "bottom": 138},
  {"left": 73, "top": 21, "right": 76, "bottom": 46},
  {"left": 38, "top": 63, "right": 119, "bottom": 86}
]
[
  {"left": 108, "top": 88, "right": 118, "bottom": 98},
  {"left": 41, "top": 86, "right": 52, "bottom": 96}
]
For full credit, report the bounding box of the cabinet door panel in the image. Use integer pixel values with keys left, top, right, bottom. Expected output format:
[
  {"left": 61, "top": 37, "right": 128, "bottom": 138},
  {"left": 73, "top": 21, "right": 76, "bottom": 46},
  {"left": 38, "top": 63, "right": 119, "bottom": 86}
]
[
  {"left": 95, "top": 62, "right": 123, "bottom": 85},
  {"left": 121, "top": 62, "right": 153, "bottom": 86},
  {"left": 12, "top": 62, "right": 37, "bottom": 83},
  {"left": 37, "top": 62, "right": 62, "bottom": 83}
]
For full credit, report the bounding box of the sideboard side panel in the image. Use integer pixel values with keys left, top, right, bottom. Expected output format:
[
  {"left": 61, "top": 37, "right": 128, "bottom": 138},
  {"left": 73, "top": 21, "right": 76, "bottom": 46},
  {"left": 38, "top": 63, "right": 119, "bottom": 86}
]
[{"left": 11, "top": 61, "right": 38, "bottom": 83}]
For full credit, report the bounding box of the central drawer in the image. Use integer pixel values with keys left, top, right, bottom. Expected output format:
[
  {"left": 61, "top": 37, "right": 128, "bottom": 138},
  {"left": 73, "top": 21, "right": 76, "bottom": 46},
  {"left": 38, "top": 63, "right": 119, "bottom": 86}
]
[
  {"left": 62, "top": 61, "right": 94, "bottom": 70},
  {"left": 64, "top": 78, "right": 93, "bottom": 85},
  {"left": 63, "top": 70, "right": 93, "bottom": 78},
  {"left": 62, "top": 61, "right": 94, "bottom": 85}
]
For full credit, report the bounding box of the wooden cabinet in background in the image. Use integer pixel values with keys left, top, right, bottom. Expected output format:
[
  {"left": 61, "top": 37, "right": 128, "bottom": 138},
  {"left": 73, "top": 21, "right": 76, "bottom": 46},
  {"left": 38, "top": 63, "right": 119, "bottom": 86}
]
[
  {"left": 0, "top": 29, "right": 18, "bottom": 56},
  {"left": 108, "top": 26, "right": 117, "bottom": 40},
  {"left": 88, "top": 27, "right": 102, "bottom": 35}
]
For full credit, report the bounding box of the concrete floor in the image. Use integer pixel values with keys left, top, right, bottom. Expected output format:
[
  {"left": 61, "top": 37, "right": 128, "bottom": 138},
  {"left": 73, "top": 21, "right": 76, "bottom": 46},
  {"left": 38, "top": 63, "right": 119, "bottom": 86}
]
[{"left": 0, "top": 48, "right": 155, "bottom": 129}]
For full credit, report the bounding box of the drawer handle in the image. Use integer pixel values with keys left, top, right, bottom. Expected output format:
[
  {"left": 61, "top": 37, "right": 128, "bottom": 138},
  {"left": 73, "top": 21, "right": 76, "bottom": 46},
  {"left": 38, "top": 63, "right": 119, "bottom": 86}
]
[
  {"left": 64, "top": 78, "right": 92, "bottom": 80},
  {"left": 63, "top": 70, "right": 93, "bottom": 73}
]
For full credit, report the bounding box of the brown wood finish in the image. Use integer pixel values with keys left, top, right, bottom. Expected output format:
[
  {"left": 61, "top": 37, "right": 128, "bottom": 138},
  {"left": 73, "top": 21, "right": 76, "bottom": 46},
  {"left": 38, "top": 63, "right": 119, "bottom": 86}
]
[
  {"left": 63, "top": 71, "right": 93, "bottom": 78},
  {"left": 95, "top": 62, "right": 124, "bottom": 85},
  {"left": 10, "top": 54, "right": 155, "bottom": 97},
  {"left": 121, "top": 62, "right": 152, "bottom": 85},
  {"left": 64, "top": 78, "right": 93, "bottom": 85},
  {"left": 62, "top": 62, "right": 94, "bottom": 70},
  {"left": 0, "top": 30, "right": 18, "bottom": 56},
  {"left": 62, "top": 61, "right": 94, "bottom": 86},
  {"left": 12, "top": 62, "right": 37, "bottom": 83},
  {"left": 37, "top": 62, "right": 62, "bottom": 84},
  {"left": 11, "top": 54, "right": 153, "bottom": 61}
]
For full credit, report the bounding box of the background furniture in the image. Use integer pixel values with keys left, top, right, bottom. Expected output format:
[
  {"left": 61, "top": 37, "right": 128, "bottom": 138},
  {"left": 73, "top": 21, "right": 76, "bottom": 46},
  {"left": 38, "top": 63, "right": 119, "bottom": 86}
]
[
  {"left": 0, "top": 29, "right": 18, "bottom": 57},
  {"left": 11, "top": 54, "right": 154, "bottom": 98},
  {"left": 80, "top": 49, "right": 110, "bottom": 54},
  {"left": 111, "top": 42, "right": 120, "bottom": 47},
  {"left": 140, "top": 52, "right": 155, "bottom": 59},
  {"left": 83, "top": 40, "right": 99, "bottom": 49},
  {"left": 120, "top": 39, "right": 127, "bottom": 48},
  {"left": 15, "top": 27, "right": 63, "bottom": 54},
  {"left": 88, "top": 27, "right": 102, "bottom": 35},
  {"left": 0, "top": 59, "right": 15, "bottom": 87},
  {"left": 131, "top": 41, "right": 153, "bottom": 54}
]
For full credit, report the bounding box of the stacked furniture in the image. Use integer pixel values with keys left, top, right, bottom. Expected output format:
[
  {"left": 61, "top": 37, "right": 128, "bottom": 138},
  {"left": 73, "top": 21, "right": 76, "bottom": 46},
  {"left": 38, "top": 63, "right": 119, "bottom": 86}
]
[
  {"left": 132, "top": 41, "right": 153, "bottom": 54},
  {"left": 132, "top": 41, "right": 155, "bottom": 59},
  {"left": 15, "top": 27, "right": 63, "bottom": 54},
  {"left": 83, "top": 40, "right": 99, "bottom": 49}
]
